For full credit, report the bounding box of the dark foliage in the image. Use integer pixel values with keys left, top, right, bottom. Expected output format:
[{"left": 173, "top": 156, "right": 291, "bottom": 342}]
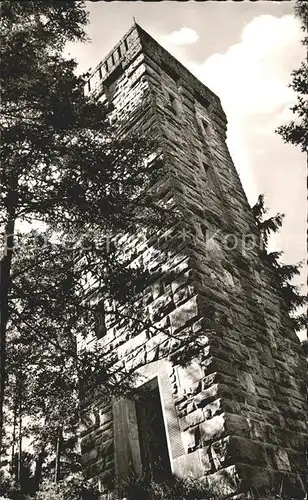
[
  {"left": 276, "top": 0, "right": 308, "bottom": 151},
  {"left": 252, "top": 194, "right": 307, "bottom": 331},
  {"left": 0, "top": 0, "right": 168, "bottom": 494}
]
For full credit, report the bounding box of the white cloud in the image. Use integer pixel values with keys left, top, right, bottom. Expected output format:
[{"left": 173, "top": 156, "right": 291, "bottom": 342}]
[
  {"left": 187, "top": 15, "right": 303, "bottom": 118},
  {"left": 160, "top": 27, "right": 199, "bottom": 47},
  {"left": 181, "top": 15, "right": 304, "bottom": 204}
]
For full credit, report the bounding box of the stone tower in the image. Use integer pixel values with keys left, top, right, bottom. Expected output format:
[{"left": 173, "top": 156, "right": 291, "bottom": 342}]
[{"left": 80, "top": 24, "right": 307, "bottom": 499}]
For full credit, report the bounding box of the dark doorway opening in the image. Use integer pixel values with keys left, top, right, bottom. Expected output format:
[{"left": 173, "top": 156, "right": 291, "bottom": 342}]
[{"left": 136, "top": 378, "right": 172, "bottom": 482}]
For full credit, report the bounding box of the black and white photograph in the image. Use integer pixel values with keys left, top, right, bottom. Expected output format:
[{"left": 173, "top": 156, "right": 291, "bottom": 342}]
[{"left": 0, "top": 1, "right": 307, "bottom": 499}]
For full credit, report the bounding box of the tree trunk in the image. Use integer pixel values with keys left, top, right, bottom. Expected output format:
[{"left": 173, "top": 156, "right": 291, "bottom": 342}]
[
  {"left": 16, "top": 364, "right": 23, "bottom": 488},
  {"left": 0, "top": 178, "right": 17, "bottom": 452},
  {"left": 11, "top": 376, "right": 19, "bottom": 479},
  {"left": 54, "top": 426, "right": 63, "bottom": 483},
  {"left": 17, "top": 404, "right": 22, "bottom": 487},
  {"left": 34, "top": 447, "right": 46, "bottom": 491}
]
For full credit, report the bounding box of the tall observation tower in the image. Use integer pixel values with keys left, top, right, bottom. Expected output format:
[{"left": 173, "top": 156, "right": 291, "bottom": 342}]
[{"left": 80, "top": 24, "right": 307, "bottom": 499}]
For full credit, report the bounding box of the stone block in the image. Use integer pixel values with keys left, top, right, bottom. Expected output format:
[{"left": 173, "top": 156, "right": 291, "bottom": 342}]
[
  {"left": 205, "top": 465, "right": 241, "bottom": 498},
  {"left": 211, "top": 437, "right": 231, "bottom": 470},
  {"left": 258, "top": 398, "right": 273, "bottom": 411},
  {"left": 236, "top": 463, "right": 274, "bottom": 494},
  {"left": 81, "top": 448, "right": 99, "bottom": 465},
  {"left": 97, "top": 439, "right": 113, "bottom": 456},
  {"left": 189, "top": 379, "right": 202, "bottom": 396},
  {"left": 194, "top": 383, "right": 219, "bottom": 407},
  {"left": 237, "top": 464, "right": 307, "bottom": 499},
  {"left": 124, "top": 348, "right": 146, "bottom": 371},
  {"left": 265, "top": 425, "right": 279, "bottom": 446},
  {"left": 199, "top": 414, "right": 225, "bottom": 444},
  {"left": 117, "top": 331, "right": 148, "bottom": 359},
  {"left": 98, "top": 410, "right": 112, "bottom": 427},
  {"left": 198, "top": 447, "right": 212, "bottom": 472},
  {"left": 287, "top": 449, "right": 307, "bottom": 474},
  {"left": 80, "top": 408, "right": 100, "bottom": 437},
  {"left": 287, "top": 431, "right": 307, "bottom": 451},
  {"left": 239, "top": 373, "right": 256, "bottom": 394},
  {"left": 151, "top": 279, "right": 164, "bottom": 300},
  {"left": 181, "top": 428, "right": 196, "bottom": 452},
  {"left": 173, "top": 286, "right": 191, "bottom": 305},
  {"left": 232, "top": 495, "right": 253, "bottom": 500},
  {"left": 211, "top": 436, "right": 268, "bottom": 471},
  {"left": 84, "top": 458, "right": 112, "bottom": 480},
  {"left": 208, "top": 356, "right": 239, "bottom": 377},
  {"left": 179, "top": 408, "right": 205, "bottom": 431},
  {"left": 144, "top": 332, "right": 168, "bottom": 362},
  {"left": 233, "top": 437, "right": 268, "bottom": 467},
  {"left": 150, "top": 290, "right": 175, "bottom": 321},
  {"left": 218, "top": 383, "right": 247, "bottom": 404},
  {"left": 192, "top": 318, "right": 207, "bottom": 334},
  {"left": 246, "top": 418, "right": 265, "bottom": 441},
  {"left": 176, "top": 359, "right": 204, "bottom": 392},
  {"left": 203, "top": 398, "right": 223, "bottom": 420},
  {"left": 202, "top": 372, "right": 219, "bottom": 388},
  {"left": 220, "top": 397, "right": 242, "bottom": 415},
  {"left": 186, "top": 401, "right": 196, "bottom": 414},
  {"left": 273, "top": 448, "right": 291, "bottom": 472},
  {"left": 169, "top": 296, "right": 198, "bottom": 332},
  {"left": 172, "top": 450, "right": 204, "bottom": 478}
]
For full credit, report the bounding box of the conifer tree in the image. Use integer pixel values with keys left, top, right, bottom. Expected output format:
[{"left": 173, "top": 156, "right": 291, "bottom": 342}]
[
  {"left": 252, "top": 194, "right": 307, "bottom": 332},
  {"left": 0, "top": 0, "right": 163, "bottom": 456},
  {"left": 276, "top": 0, "right": 308, "bottom": 151}
]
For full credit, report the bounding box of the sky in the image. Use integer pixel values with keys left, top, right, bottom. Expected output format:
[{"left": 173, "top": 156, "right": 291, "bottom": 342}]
[{"left": 66, "top": 1, "right": 306, "bottom": 339}]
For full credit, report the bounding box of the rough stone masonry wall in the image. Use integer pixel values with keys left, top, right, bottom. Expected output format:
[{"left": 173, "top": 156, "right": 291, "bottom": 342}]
[{"left": 80, "top": 25, "right": 307, "bottom": 499}]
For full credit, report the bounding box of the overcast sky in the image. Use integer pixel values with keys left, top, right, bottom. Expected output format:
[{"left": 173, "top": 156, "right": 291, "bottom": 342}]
[{"left": 66, "top": 1, "right": 306, "bottom": 339}]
